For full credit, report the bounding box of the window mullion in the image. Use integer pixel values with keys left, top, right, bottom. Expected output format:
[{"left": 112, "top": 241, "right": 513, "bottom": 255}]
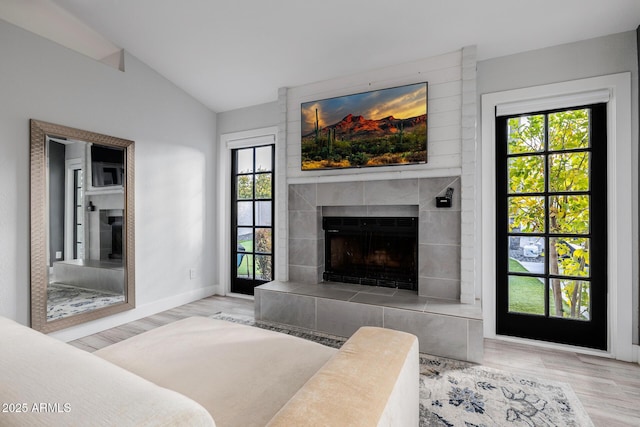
[
  {"left": 543, "top": 113, "right": 550, "bottom": 317},
  {"left": 252, "top": 147, "right": 257, "bottom": 280}
]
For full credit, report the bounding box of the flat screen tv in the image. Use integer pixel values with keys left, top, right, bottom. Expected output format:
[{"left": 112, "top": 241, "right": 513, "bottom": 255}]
[
  {"left": 91, "top": 144, "right": 125, "bottom": 188},
  {"left": 301, "top": 82, "right": 427, "bottom": 170}
]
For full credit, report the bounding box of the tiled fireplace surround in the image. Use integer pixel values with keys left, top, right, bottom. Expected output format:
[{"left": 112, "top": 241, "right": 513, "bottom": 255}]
[{"left": 255, "top": 177, "right": 483, "bottom": 362}]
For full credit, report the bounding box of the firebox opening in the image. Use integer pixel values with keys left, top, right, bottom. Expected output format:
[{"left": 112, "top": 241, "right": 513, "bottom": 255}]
[
  {"left": 108, "top": 216, "right": 123, "bottom": 260},
  {"left": 322, "top": 216, "right": 418, "bottom": 291},
  {"left": 99, "top": 209, "right": 123, "bottom": 261}
]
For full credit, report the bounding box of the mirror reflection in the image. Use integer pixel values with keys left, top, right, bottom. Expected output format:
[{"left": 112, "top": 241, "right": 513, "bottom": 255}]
[
  {"left": 46, "top": 138, "right": 126, "bottom": 321},
  {"left": 30, "top": 119, "right": 135, "bottom": 333}
]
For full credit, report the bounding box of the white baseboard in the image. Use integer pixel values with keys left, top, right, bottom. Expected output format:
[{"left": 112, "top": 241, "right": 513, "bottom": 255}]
[
  {"left": 48, "top": 285, "right": 219, "bottom": 342},
  {"left": 633, "top": 344, "right": 640, "bottom": 364}
]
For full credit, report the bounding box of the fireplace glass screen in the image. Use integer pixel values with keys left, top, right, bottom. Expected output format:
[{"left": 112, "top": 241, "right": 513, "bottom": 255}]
[{"left": 323, "top": 217, "right": 418, "bottom": 290}]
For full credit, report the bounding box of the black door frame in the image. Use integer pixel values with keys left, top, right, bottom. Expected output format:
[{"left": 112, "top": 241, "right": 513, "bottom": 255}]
[
  {"left": 495, "top": 103, "right": 608, "bottom": 350},
  {"left": 230, "top": 144, "right": 275, "bottom": 295}
]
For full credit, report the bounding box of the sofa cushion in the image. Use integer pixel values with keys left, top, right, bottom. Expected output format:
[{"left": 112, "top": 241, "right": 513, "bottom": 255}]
[
  {"left": 95, "top": 317, "right": 337, "bottom": 427},
  {"left": 0, "top": 316, "right": 215, "bottom": 427}
]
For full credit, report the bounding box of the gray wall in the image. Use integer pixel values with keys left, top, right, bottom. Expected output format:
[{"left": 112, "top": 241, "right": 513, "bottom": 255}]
[
  {"left": 0, "top": 19, "right": 217, "bottom": 328},
  {"left": 477, "top": 30, "right": 639, "bottom": 344},
  {"left": 216, "top": 101, "right": 279, "bottom": 136},
  {"left": 478, "top": 31, "right": 637, "bottom": 94}
]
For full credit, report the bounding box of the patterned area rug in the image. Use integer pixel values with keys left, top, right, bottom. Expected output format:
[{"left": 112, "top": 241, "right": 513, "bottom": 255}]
[
  {"left": 47, "top": 283, "right": 125, "bottom": 321},
  {"left": 211, "top": 313, "right": 593, "bottom": 427}
]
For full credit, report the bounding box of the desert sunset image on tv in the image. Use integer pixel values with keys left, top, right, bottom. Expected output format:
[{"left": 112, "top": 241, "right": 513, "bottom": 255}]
[{"left": 300, "top": 82, "right": 427, "bottom": 170}]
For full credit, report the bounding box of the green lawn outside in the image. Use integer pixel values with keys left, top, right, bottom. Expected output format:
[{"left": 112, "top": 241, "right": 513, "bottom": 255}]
[
  {"left": 508, "top": 258, "right": 545, "bottom": 315},
  {"left": 237, "top": 240, "right": 253, "bottom": 276}
]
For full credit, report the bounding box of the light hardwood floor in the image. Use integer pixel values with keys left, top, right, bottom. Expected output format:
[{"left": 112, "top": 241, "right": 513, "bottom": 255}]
[{"left": 70, "top": 295, "right": 640, "bottom": 427}]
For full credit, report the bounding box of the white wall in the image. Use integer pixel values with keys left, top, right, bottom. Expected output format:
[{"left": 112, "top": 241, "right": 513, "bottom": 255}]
[
  {"left": 0, "top": 19, "right": 217, "bottom": 336},
  {"left": 477, "top": 31, "right": 639, "bottom": 345},
  {"left": 216, "top": 101, "right": 279, "bottom": 136},
  {"left": 286, "top": 50, "right": 465, "bottom": 182}
]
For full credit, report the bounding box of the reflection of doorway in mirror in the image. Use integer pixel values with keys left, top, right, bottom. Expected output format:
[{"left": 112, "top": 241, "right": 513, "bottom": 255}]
[
  {"left": 65, "top": 158, "right": 84, "bottom": 260},
  {"left": 74, "top": 169, "right": 84, "bottom": 258}
]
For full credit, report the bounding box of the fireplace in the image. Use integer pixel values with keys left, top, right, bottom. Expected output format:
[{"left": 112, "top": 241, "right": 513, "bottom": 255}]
[
  {"left": 322, "top": 216, "right": 418, "bottom": 291},
  {"left": 99, "top": 210, "right": 123, "bottom": 261}
]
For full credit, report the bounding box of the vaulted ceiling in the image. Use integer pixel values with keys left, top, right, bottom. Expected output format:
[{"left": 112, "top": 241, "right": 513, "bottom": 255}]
[{"left": 2, "top": 0, "right": 639, "bottom": 112}]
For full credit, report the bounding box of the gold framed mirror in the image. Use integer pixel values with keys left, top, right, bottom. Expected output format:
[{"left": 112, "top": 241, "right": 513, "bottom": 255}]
[{"left": 30, "top": 120, "right": 135, "bottom": 333}]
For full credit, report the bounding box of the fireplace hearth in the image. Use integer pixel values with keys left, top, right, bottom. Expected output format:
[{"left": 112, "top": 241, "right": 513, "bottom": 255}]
[{"left": 322, "top": 216, "right": 418, "bottom": 291}]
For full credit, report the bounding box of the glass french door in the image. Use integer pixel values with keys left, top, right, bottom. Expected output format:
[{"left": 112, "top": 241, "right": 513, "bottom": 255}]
[
  {"left": 496, "top": 104, "right": 607, "bottom": 350},
  {"left": 231, "top": 145, "right": 275, "bottom": 295}
]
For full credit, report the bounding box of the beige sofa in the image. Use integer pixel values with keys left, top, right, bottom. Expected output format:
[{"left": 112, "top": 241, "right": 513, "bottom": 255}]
[{"left": 0, "top": 316, "right": 418, "bottom": 426}]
